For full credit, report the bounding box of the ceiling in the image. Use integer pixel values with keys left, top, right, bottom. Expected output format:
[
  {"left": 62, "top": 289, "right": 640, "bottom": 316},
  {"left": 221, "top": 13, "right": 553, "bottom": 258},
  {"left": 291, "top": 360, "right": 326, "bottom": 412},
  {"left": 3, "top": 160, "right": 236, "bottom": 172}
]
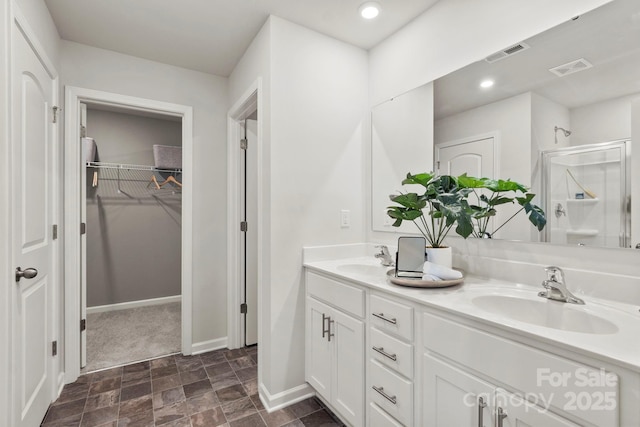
[
  {"left": 45, "top": 0, "right": 440, "bottom": 77},
  {"left": 435, "top": 0, "right": 640, "bottom": 120}
]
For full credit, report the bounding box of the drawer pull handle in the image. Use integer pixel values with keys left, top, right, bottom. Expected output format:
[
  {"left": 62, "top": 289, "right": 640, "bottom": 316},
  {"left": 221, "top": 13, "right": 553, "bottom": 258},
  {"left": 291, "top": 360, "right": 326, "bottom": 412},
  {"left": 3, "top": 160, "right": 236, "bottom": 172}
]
[
  {"left": 478, "top": 396, "right": 486, "bottom": 427},
  {"left": 372, "top": 346, "right": 397, "bottom": 361},
  {"left": 372, "top": 385, "right": 397, "bottom": 405},
  {"left": 497, "top": 407, "right": 507, "bottom": 427},
  {"left": 322, "top": 313, "right": 329, "bottom": 339},
  {"left": 372, "top": 312, "right": 397, "bottom": 324}
]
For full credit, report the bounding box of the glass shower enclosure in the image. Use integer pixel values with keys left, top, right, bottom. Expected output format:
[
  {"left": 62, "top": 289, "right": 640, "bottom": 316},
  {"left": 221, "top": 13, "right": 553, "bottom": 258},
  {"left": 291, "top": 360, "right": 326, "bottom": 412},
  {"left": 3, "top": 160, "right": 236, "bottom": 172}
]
[{"left": 541, "top": 140, "right": 631, "bottom": 248}]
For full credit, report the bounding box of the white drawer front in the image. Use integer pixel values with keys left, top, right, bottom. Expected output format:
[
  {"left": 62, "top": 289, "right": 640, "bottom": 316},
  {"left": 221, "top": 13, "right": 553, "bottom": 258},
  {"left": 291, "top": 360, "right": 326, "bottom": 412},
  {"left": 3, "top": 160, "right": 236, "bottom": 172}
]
[
  {"left": 370, "top": 327, "right": 413, "bottom": 378},
  {"left": 370, "top": 294, "right": 413, "bottom": 341},
  {"left": 306, "top": 271, "right": 364, "bottom": 317},
  {"left": 369, "top": 402, "right": 404, "bottom": 427},
  {"left": 370, "top": 360, "right": 413, "bottom": 426}
]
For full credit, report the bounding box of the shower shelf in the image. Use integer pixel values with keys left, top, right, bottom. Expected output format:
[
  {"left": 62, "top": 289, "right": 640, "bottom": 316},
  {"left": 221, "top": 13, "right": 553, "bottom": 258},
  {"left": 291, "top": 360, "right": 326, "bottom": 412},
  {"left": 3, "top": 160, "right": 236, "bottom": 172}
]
[{"left": 566, "top": 229, "right": 598, "bottom": 237}]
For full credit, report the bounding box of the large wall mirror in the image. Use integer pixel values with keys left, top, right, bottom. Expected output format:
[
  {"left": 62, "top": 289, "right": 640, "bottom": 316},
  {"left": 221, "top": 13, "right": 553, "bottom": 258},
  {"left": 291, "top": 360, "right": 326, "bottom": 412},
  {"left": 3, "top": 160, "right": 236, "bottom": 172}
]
[{"left": 372, "top": 0, "right": 640, "bottom": 249}]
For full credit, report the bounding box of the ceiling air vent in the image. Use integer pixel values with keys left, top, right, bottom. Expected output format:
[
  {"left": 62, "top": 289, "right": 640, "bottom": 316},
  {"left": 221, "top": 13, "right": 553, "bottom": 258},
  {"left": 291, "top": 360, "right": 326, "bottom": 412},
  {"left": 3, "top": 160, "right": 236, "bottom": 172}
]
[
  {"left": 549, "top": 58, "right": 593, "bottom": 77},
  {"left": 485, "top": 42, "right": 530, "bottom": 63}
]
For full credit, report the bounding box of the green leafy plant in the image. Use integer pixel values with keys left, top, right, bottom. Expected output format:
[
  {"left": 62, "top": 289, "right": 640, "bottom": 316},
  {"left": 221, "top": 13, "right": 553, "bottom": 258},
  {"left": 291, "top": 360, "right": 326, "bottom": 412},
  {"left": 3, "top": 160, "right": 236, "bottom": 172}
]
[
  {"left": 456, "top": 173, "right": 546, "bottom": 238},
  {"left": 386, "top": 173, "right": 473, "bottom": 248},
  {"left": 386, "top": 172, "right": 547, "bottom": 245}
]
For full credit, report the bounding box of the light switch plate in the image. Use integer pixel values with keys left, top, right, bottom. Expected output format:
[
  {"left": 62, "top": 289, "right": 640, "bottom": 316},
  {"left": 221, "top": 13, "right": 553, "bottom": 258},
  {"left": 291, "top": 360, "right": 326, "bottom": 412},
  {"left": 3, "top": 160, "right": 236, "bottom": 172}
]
[{"left": 340, "top": 209, "right": 350, "bottom": 228}]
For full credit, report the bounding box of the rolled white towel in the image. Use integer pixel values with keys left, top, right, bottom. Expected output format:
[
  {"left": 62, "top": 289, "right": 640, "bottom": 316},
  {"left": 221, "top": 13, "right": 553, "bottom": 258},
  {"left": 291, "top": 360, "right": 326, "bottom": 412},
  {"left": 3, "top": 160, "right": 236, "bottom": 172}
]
[
  {"left": 423, "top": 261, "right": 463, "bottom": 280},
  {"left": 421, "top": 273, "right": 442, "bottom": 281}
]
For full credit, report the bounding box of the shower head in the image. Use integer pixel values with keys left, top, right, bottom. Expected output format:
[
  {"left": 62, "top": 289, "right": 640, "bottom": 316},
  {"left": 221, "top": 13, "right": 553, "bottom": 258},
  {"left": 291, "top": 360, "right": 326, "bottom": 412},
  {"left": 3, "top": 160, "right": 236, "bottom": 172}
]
[{"left": 555, "top": 126, "right": 572, "bottom": 137}]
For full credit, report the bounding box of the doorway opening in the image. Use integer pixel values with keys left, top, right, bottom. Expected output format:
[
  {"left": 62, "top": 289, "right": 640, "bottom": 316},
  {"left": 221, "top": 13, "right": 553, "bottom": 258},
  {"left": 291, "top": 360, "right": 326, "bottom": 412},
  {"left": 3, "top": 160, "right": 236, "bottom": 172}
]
[
  {"left": 64, "top": 86, "right": 194, "bottom": 383},
  {"left": 81, "top": 103, "right": 183, "bottom": 372}
]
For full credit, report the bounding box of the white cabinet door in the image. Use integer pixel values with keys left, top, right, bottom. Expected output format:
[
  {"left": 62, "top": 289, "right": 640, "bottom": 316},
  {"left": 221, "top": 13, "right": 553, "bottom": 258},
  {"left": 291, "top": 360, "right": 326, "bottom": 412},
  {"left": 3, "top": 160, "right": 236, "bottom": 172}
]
[
  {"left": 423, "top": 354, "right": 494, "bottom": 427},
  {"left": 332, "top": 308, "right": 364, "bottom": 427},
  {"left": 306, "top": 297, "right": 332, "bottom": 399},
  {"left": 496, "top": 389, "right": 581, "bottom": 427}
]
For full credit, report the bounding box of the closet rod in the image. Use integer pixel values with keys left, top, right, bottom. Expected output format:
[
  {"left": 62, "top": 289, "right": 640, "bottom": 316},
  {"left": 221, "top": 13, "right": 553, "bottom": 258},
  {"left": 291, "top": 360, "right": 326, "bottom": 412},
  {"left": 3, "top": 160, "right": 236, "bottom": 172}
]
[{"left": 86, "top": 161, "right": 181, "bottom": 174}]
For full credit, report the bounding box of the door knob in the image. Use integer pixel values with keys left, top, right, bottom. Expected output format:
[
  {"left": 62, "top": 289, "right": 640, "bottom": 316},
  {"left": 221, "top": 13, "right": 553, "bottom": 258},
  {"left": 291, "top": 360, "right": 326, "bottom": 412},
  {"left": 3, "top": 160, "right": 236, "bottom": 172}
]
[{"left": 15, "top": 267, "right": 38, "bottom": 282}]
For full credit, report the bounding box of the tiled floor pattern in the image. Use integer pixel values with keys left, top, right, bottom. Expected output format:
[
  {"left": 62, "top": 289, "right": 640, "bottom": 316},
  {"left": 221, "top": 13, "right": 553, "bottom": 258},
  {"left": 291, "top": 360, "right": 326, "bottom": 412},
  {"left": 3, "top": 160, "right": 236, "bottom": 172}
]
[{"left": 42, "top": 347, "right": 344, "bottom": 427}]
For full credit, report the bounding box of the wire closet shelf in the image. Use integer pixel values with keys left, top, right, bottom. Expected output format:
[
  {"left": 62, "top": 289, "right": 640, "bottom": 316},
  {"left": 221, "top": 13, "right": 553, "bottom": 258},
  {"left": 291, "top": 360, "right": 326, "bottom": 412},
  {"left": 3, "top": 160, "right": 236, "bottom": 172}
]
[{"left": 86, "top": 161, "right": 183, "bottom": 197}]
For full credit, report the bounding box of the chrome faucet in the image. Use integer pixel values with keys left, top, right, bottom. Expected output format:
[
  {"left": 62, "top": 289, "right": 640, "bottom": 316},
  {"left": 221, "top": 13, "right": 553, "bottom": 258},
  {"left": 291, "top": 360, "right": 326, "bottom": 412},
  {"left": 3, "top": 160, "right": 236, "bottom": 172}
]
[
  {"left": 538, "top": 266, "right": 585, "bottom": 304},
  {"left": 374, "top": 245, "right": 395, "bottom": 267}
]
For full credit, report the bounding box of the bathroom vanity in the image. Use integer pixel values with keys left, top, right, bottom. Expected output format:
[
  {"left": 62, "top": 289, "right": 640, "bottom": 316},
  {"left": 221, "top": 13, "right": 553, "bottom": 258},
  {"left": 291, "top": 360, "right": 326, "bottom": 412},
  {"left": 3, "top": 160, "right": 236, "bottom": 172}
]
[{"left": 303, "top": 246, "right": 640, "bottom": 427}]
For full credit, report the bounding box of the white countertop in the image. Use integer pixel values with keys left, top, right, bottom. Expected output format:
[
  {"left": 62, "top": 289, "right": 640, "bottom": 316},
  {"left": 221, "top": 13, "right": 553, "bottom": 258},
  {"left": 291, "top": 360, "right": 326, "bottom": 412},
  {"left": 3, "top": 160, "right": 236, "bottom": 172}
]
[{"left": 304, "top": 256, "right": 640, "bottom": 372}]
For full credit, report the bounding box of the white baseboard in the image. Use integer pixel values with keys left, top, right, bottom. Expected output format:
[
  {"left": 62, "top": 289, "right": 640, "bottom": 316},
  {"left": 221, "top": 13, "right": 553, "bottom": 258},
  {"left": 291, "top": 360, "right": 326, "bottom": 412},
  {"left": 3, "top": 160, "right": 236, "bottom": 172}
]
[
  {"left": 87, "top": 295, "right": 181, "bottom": 314},
  {"left": 259, "top": 382, "right": 316, "bottom": 413},
  {"left": 191, "top": 337, "right": 228, "bottom": 355}
]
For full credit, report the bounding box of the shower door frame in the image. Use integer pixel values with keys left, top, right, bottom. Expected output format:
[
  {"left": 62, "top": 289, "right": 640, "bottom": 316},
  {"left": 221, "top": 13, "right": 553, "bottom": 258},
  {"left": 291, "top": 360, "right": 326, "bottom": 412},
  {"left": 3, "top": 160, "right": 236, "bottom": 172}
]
[{"left": 540, "top": 139, "right": 631, "bottom": 247}]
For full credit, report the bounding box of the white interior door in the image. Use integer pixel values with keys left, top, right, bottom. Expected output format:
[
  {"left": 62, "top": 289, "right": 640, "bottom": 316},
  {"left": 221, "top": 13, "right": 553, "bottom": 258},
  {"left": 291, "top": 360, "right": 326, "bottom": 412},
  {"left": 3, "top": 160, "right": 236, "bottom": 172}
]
[
  {"left": 436, "top": 136, "right": 495, "bottom": 177},
  {"left": 11, "top": 21, "right": 55, "bottom": 427},
  {"left": 80, "top": 102, "right": 88, "bottom": 368},
  {"left": 241, "top": 115, "right": 258, "bottom": 346}
]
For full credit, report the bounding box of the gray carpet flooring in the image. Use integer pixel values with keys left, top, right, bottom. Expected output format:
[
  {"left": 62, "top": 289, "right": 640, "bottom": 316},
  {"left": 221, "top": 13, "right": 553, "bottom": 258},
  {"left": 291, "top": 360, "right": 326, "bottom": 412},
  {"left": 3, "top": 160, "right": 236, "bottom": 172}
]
[{"left": 84, "top": 301, "right": 181, "bottom": 372}]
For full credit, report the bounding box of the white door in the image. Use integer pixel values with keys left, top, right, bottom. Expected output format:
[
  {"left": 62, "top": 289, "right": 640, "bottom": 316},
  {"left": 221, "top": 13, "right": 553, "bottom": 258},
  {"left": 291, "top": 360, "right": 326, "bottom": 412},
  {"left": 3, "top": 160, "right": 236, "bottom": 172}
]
[
  {"left": 11, "top": 22, "right": 55, "bottom": 427},
  {"left": 332, "top": 308, "right": 364, "bottom": 427},
  {"left": 436, "top": 136, "right": 495, "bottom": 177},
  {"left": 244, "top": 116, "right": 258, "bottom": 346},
  {"left": 80, "top": 103, "right": 88, "bottom": 368},
  {"left": 423, "top": 354, "right": 494, "bottom": 427},
  {"left": 305, "top": 297, "right": 332, "bottom": 398}
]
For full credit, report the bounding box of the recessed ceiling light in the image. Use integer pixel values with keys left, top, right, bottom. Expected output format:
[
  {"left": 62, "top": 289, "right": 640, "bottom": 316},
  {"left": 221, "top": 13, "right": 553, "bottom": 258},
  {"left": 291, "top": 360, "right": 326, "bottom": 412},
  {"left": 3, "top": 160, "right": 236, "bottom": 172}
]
[
  {"left": 480, "top": 79, "right": 494, "bottom": 89},
  {"left": 359, "top": 2, "right": 381, "bottom": 19}
]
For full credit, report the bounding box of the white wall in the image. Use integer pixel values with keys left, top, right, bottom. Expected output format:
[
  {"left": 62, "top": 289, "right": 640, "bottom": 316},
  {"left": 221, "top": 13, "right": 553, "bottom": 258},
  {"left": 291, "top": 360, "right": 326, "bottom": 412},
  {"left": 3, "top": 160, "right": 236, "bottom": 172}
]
[
  {"left": 61, "top": 41, "right": 229, "bottom": 346},
  {"left": 229, "top": 15, "right": 368, "bottom": 404},
  {"left": 570, "top": 93, "right": 638, "bottom": 146},
  {"left": 369, "top": 0, "right": 613, "bottom": 105},
  {"left": 269, "top": 16, "right": 368, "bottom": 394},
  {"left": 632, "top": 99, "right": 640, "bottom": 248}
]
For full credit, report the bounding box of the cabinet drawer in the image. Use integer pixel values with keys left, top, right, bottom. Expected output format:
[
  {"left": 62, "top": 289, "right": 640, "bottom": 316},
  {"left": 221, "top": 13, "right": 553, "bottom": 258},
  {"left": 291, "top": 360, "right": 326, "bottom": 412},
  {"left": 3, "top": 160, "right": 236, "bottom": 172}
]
[
  {"left": 306, "top": 271, "right": 364, "bottom": 317},
  {"left": 370, "top": 360, "right": 413, "bottom": 426},
  {"left": 369, "top": 402, "right": 404, "bottom": 427},
  {"left": 370, "top": 327, "right": 413, "bottom": 378},
  {"left": 370, "top": 294, "right": 413, "bottom": 341}
]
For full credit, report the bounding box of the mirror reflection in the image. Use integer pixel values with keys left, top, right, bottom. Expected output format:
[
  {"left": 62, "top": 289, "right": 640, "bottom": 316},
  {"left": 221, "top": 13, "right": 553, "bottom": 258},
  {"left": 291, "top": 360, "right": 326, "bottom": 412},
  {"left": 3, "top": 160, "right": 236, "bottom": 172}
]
[
  {"left": 433, "top": 0, "right": 640, "bottom": 248},
  {"left": 371, "top": 83, "right": 433, "bottom": 233}
]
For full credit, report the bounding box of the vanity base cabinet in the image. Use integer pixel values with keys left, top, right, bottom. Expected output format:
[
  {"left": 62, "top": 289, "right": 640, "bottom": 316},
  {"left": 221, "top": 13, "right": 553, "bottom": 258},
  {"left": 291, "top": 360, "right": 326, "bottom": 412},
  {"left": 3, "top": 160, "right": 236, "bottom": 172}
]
[{"left": 305, "top": 271, "right": 365, "bottom": 427}]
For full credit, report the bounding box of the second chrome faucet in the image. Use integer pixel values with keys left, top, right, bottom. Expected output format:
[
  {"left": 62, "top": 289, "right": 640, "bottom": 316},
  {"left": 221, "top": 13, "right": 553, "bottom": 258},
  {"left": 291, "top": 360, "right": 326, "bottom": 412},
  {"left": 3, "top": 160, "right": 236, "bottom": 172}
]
[{"left": 539, "top": 266, "right": 585, "bottom": 304}]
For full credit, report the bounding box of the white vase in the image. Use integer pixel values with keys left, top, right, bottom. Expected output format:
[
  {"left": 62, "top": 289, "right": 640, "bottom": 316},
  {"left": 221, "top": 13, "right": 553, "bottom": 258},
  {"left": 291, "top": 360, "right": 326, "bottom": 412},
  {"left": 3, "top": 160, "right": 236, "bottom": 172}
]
[{"left": 425, "top": 246, "right": 452, "bottom": 269}]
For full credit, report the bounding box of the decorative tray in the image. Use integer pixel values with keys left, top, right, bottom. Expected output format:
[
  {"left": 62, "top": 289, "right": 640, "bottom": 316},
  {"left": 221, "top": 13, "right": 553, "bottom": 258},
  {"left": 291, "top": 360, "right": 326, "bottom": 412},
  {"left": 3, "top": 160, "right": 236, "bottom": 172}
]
[{"left": 386, "top": 269, "right": 463, "bottom": 288}]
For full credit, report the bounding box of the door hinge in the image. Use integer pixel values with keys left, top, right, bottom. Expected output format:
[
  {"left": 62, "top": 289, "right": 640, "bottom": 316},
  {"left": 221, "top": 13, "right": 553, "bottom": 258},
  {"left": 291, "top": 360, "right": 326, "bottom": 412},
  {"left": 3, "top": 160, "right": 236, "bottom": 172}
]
[
  {"left": 52, "top": 341, "right": 57, "bottom": 356},
  {"left": 80, "top": 222, "right": 86, "bottom": 235},
  {"left": 52, "top": 224, "right": 58, "bottom": 240},
  {"left": 52, "top": 106, "right": 61, "bottom": 124},
  {"left": 80, "top": 319, "right": 86, "bottom": 331},
  {"left": 240, "top": 138, "right": 248, "bottom": 150},
  {"left": 436, "top": 160, "right": 441, "bottom": 170},
  {"left": 80, "top": 125, "right": 87, "bottom": 138},
  {"left": 240, "top": 303, "right": 248, "bottom": 314},
  {"left": 240, "top": 221, "right": 248, "bottom": 232}
]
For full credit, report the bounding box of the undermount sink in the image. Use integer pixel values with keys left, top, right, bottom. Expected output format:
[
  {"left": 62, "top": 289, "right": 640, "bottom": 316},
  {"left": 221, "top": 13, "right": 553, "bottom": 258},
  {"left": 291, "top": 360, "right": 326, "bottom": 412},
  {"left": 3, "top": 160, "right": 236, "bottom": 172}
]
[
  {"left": 336, "top": 263, "right": 389, "bottom": 276},
  {"left": 472, "top": 294, "right": 618, "bottom": 335}
]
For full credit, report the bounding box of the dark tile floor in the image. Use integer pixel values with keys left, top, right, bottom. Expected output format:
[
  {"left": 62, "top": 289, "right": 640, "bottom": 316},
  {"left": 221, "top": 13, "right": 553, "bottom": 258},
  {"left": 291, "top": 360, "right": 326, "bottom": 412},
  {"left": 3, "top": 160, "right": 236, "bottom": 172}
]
[{"left": 42, "top": 347, "right": 344, "bottom": 427}]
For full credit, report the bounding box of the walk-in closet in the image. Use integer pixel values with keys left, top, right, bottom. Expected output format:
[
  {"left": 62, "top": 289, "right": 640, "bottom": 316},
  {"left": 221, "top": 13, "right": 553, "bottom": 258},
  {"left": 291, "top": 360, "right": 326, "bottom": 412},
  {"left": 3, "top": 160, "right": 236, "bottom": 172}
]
[{"left": 81, "top": 105, "right": 183, "bottom": 372}]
